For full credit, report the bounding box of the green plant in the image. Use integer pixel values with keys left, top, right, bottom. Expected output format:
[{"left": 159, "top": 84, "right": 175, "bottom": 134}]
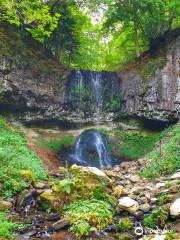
[
  {"left": 64, "top": 199, "right": 114, "bottom": 237},
  {"left": 143, "top": 207, "right": 169, "bottom": 228},
  {"left": 141, "top": 123, "right": 180, "bottom": 178},
  {"left": 157, "top": 193, "right": 170, "bottom": 206},
  {"left": 166, "top": 231, "right": 176, "bottom": 240},
  {"left": 0, "top": 212, "right": 20, "bottom": 238},
  {"left": 117, "top": 218, "right": 134, "bottom": 231},
  {"left": 70, "top": 219, "right": 93, "bottom": 237},
  {"left": 118, "top": 233, "right": 132, "bottom": 240},
  {"left": 46, "top": 135, "right": 74, "bottom": 151},
  {"left": 0, "top": 117, "right": 47, "bottom": 197}
]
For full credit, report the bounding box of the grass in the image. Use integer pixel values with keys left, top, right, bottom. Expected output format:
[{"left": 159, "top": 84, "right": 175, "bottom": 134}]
[
  {"left": 141, "top": 122, "right": 180, "bottom": 178},
  {"left": 107, "top": 129, "right": 162, "bottom": 159},
  {"left": 45, "top": 135, "right": 74, "bottom": 151},
  {"left": 0, "top": 118, "right": 47, "bottom": 197},
  {"left": 0, "top": 212, "right": 20, "bottom": 239}
]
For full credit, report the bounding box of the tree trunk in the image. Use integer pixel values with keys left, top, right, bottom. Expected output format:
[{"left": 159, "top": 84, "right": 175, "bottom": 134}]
[
  {"left": 134, "top": 18, "right": 140, "bottom": 58},
  {"left": 56, "top": 44, "right": 61, "bottom": 62}
]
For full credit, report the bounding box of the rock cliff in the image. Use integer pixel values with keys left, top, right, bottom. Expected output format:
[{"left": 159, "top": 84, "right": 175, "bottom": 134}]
[{"left": 0, "top": 23, "right": 179, "bottom": 124}]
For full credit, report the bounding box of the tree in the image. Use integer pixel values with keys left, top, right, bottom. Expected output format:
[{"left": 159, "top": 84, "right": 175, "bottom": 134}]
[
  {"left": 45, "top": 0, "right": 88, "bottom": 64},
  {"left": 0, "top": 0, "right": 60, "bottom": 42}
]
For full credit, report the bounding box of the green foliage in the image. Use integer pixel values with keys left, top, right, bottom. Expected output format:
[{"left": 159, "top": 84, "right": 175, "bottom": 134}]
[
  {"left": 104, "top": 92, "right": 122, "bottom": 112},
  {"left": 166, "top": 231, "right": 176, "bottom": 240},
  {"left": 0, "top": 117, "right": 47, "bottom": 197},
  {"left": 70, "top": 219, "right": 92, "bottom": 237},
  {"left": 140, "top": 56, "right": 166, "bottom": 80},
  {"left": 64, "top": 199, "right": 114, "bottom": 236},
  {"left": 118, "top": 233, "right": 132, "bottom": 240},
  {"left": 157, "top": 193, "right": 171, "bottom": 206},
  {"left": 141, "top": 123, "right": 180, "bottom": 178},
  {"left": 46, "top": 135, "right": 74, "bottom": 151},
  {"left": 143, "top": 207, "right": 169, "bottom": 228},
  {"left": 0, "top": 212, "right": 19, "bottom": 238},
  {"left": 117, "top": 218, "right": 134, "bottom": 232},
  {"left": 0, "top": 0, "right": 60, "bottom": 42},
  {"left": 111, "top": 129, "right": 161, "bottom": 159}
]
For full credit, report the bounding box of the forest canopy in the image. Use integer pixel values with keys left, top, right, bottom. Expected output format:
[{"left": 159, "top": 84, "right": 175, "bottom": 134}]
[{"left": 0, "top": 0, "right": 180, "bottom": 70}]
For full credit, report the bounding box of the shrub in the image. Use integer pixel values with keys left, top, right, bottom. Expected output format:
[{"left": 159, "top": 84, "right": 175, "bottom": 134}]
[
  {"left": 117, "top": 218, "right": 134, "bottom": 231},
  {"left": 143, "top": 207, "right": 169, "bottom": 228},
  {"left": 64, "top": 199, "right": 114, "bottom": 236}
]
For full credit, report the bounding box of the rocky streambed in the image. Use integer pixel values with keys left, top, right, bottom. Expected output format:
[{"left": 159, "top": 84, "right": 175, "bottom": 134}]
[{"left": 1, "top": 161, "right": 179, "bottom": 240}]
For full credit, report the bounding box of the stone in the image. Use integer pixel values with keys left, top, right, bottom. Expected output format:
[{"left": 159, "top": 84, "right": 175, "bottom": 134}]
[
  {"left": 170, "top": 198, "right": 180, "bottom": 217},
  {"left": 34, "top": 182, "right": 46, "bottom": 189},
  {"left": 46, "top": 213, "right": 60, "bottom": 222},
  {"left": 129, "top": 175, "right": 140, "bottom": 183},
  {"left": 118, "top": 197, "right": 139, "bottom": 213},
  {"left": 52, "top": 218, "right": 70, "bottom": 231},
  {"left": 71, "top": 165, "right": 110, "bottom": 180},
  {"left": 0, "top": 200, "right": 12, "bottom": 211},
  {"left": 155, "top": 182, "right": 166, "bottom": 189},
  {"left": 112, "top": 185, "right": 127, "bottom": 197},
  {"left": 139, "top": 203, "right": 151, "bottom": 213},
  {"left": 170, "top": 171, "right": 180, "bottom": 180}
]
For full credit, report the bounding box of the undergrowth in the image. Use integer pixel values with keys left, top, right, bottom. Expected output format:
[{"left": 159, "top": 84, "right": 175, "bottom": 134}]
[
  {"left": 0, "top": 212, "right": 20, "bottom": 239},
  {"left": 45, "top": 135, "right": 74, "bottom": 151},
  {"left": 64, "top": 199, "right": 114, "bottom": 237},
  {"left": 141, "top": 122, "right": 180, "bottom": 178},
  {"left": 0, "top": 118, "right": 47, "bottom": 197},
  {"left": 108, "top": 129, "right": 162, "bottom": 159}
]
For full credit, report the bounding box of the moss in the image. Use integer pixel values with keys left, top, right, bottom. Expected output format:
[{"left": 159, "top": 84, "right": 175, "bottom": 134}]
[{"left": 140, "top": 56, "right": 166, "bottom": 80}]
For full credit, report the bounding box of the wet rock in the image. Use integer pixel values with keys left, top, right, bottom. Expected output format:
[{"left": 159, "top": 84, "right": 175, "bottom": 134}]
[
  {"left": 170, "top": 198, "right": 180, "bottom": 217},
  {"left": 0, "top": 200, "right": 12, "bottom": 211},
  {"left": 16, "top": 190, "right": 40, "bottom": 212},
  {"left": 52, "top": 218, "right": 70, "bottom": 231},
  {"left": 118, "top": 197, "right": 139, "bottom": 213},
  {"left": 46, "top": 213, "right": 60, "bottom": 222}
]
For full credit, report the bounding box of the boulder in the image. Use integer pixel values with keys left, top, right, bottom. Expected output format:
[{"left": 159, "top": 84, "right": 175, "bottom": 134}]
[
  {"left": 71, "top": 165, "right": 110, "bottom": 180},
  {"left": 0, "top": 200, "right": 12, "bottom": 211},
  {"left": 170, "top": 198, "right": 180, "bottom": 217},
  {"left": 118, "top": 197, "right": 139, "bottom": 213}
]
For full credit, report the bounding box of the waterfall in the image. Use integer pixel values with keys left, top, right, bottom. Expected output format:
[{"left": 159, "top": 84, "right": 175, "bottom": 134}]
[
  {"left": 76, "top": 70, "right": 83, "bottom": 108},
  {"left": 73, "top": 129, "right": 112, "bottom": 168},
  {"left": 91, "top": 72, "right": 103, "bottom": 121}
]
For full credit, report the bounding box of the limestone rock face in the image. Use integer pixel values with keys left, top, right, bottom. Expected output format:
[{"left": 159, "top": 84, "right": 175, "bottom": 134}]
[{"left": 170, "top": 198, "right": 180, "bottom": 217}]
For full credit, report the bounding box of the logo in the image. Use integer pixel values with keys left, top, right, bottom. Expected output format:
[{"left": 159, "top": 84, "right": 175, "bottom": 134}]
[{"left": 134, "top": 222, "right": 171, "bottom": 239}]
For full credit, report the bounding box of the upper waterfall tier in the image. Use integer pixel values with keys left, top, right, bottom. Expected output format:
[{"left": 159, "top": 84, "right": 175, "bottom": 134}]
[{"left": 64, "top": 70, "right": 121, "bottom": 122}]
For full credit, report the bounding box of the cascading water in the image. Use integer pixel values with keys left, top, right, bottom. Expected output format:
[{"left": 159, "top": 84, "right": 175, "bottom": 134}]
[
  {"left": 91, "top": 72, "right": 103, "bottom": 121},
  {"left": 72, "top": 129, "right": 112, "bottom": 168},
  {"left": 76, "top": 70, "right": 83, "bottom": 108}
]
